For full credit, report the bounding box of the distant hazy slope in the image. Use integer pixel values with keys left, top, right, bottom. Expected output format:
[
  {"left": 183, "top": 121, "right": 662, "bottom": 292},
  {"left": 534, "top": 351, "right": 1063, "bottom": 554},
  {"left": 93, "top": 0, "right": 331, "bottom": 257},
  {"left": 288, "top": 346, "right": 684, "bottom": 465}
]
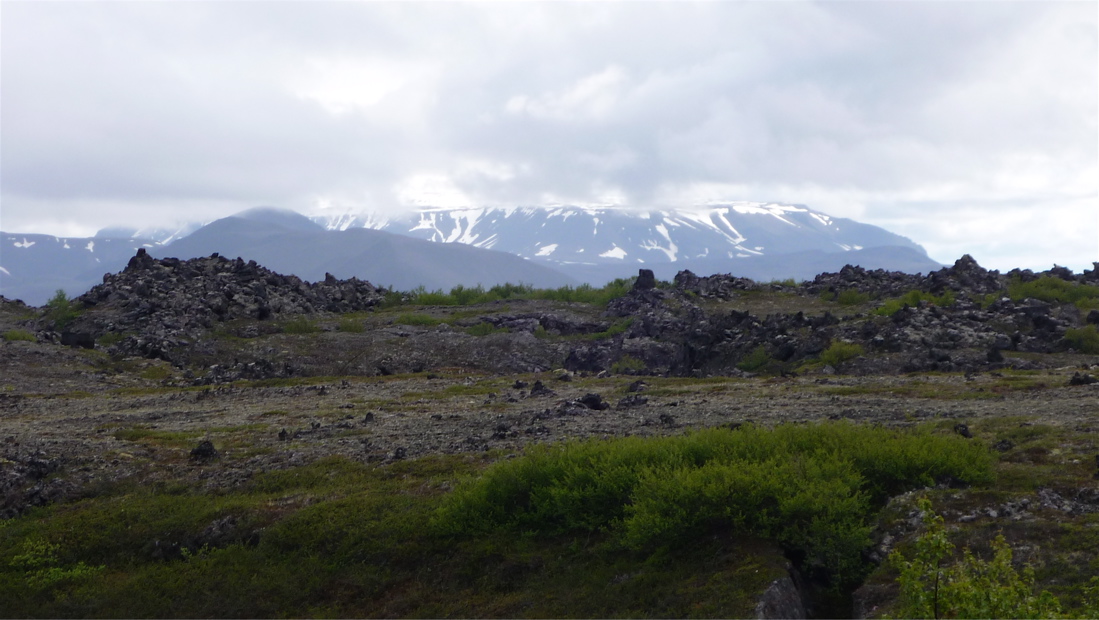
[{"left": 155, "top": 208, "right": 578, "bottom": 291}]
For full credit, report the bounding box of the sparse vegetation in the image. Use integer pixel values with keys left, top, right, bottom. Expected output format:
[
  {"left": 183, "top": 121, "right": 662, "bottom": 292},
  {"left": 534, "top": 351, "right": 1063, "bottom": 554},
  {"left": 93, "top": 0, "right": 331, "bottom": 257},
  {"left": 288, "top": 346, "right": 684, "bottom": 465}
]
[
  {"left": 380, "top": 279, "right": 635, "bottom": 309},
  {"left": 337, "top": 317, "right": 364, "bottom": 333},
  {"left": 837, "top": 289, "right": 872, "bottom": 306},
  {"left": 1007, "top": 275, "right": 1099, "bottom": 309},
  {"left": 280, "top": 316, "right": 319, "bottom": 334},
  {"left": 96, "top": 331, "right": 125, "bottom": 346},
  {"left": 1063, "top": 325, "right": 1099, "bottom": 354},
  {"left": 874, "top": 289, "right": 957, "bottom": 316},
  {"left": 737, "top": 345, "right": 775, "bottom": 373},
  {"left": 465, "top": 322, "right": 508, "bottom": 337},
  {"left": 584, "top": 317, "right": 634, "bottom": 340},
  {"left": 610, "top": 355, "right": 647, "bottom": 374}
]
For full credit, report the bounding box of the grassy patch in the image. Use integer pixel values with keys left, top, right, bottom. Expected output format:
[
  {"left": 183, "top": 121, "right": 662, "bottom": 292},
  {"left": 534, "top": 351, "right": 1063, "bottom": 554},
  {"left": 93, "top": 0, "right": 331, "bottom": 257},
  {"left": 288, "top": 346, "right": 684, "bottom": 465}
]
[
  {"left": 336, "top": 317, "right": 365, "bottom": 333},
  {"left": 836, "top": 289, "right": 871, "bottom": 306},
  {"left": 138, "top": 365, "right": 172, "bottom": 382},
  {"left": 575, "top": 317, "right": 634, "bottom": 341},
  {"left": 873, "top": 289, "right": 957, "bottom": 316},
  {"left": 280, "top": 316, "right": 319, "bottom": 335},
  {"left": 2, "top": 329, "right": 36, "bottom": 342},
  {"left": 395, "top": 313, "right": 443, "bottom": 327},
  {"left": 113, "top": 426, "right": 203, "bottom": 448}
]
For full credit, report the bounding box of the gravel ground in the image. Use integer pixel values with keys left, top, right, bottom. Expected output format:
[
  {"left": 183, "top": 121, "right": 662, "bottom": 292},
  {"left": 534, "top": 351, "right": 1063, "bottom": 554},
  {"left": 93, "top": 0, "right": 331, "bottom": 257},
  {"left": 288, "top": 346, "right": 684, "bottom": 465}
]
[{"left": 4, "top": 328, "right": 1098, "bottom": 514}]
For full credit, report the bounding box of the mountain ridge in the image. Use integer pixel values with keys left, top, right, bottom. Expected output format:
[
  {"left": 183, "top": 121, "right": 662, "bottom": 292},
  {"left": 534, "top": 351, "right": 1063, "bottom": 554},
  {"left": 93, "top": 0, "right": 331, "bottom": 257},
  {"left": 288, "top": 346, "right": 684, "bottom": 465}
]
[{"left": 3, "top": 203, "right": 942, "bottom": 305}]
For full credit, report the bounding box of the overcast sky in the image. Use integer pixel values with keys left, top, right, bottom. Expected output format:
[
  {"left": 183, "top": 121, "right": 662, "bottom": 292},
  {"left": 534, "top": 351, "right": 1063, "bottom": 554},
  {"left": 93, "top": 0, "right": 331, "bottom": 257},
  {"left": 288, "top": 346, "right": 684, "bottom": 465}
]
[{"left": 2, "top": 1, "right": 1096, "bottom": 272}]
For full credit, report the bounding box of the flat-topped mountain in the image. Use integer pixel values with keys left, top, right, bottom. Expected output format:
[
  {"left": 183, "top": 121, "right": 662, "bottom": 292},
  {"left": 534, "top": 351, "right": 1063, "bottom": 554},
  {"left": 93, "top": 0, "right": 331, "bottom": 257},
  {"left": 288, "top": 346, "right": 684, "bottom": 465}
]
[{"left": 317, "top": 202, "right": 943, "bottom": 282}]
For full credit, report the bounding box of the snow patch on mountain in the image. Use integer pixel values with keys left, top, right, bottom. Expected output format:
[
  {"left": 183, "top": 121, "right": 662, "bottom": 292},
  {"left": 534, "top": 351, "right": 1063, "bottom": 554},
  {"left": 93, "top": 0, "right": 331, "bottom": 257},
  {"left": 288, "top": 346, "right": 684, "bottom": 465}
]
[
  {"left": 310, "top": 202, "right": 930, "bottom": 275},
  {"left": 600, "top": 245, "right": 628, "bottom": 259}
]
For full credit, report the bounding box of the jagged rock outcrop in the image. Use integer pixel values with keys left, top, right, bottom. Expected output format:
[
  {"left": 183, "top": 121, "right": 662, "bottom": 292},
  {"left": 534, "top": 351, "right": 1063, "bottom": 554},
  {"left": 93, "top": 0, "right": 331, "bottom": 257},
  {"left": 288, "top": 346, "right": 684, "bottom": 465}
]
[
  {"left": 63, "top": 250, "right": 386, "bottom": 361},
  {"left": 19, "top": 251, "right": 1097, "bottom": 379}
]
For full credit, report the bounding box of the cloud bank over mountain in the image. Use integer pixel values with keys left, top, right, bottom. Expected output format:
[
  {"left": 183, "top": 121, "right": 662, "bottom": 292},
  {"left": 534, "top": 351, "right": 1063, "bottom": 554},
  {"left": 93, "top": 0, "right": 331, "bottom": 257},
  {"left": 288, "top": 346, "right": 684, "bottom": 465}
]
[{"left": 1, "top": 2, "right": 1095, "bottom": 271}]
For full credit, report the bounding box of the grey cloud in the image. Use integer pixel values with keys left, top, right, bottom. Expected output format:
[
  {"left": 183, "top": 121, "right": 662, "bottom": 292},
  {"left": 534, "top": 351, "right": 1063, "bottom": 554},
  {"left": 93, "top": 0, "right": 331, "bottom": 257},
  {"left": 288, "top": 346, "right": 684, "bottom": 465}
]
[{"left": 1, "top": 1, "right": 1094, "bottom": 270}]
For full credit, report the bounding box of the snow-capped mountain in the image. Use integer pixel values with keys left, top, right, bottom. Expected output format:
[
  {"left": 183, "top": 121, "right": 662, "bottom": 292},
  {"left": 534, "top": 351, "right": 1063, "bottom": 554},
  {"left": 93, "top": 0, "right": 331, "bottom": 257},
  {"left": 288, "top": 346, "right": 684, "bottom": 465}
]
[
  {"left": 2, "top": 202, "right": 942, "bottom": 306},
  {"left": 315, "top": 202, "right": 939, "bottom": 281}
]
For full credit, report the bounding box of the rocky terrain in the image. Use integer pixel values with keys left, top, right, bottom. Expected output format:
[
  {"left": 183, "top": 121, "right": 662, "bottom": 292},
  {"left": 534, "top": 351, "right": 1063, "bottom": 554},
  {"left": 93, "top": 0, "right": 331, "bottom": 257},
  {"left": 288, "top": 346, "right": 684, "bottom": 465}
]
[
  {"left": 28, "top": 249, "right": 1099, "bottom": 381},
  {"left": 2, "top": 251, "right": 1098, "bottom": 618}
]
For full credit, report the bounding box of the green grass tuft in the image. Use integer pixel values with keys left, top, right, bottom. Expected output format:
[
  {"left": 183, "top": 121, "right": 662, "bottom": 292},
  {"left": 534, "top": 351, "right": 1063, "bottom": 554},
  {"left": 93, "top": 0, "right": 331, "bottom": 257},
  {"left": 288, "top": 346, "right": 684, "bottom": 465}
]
[
  {"left": 2, "top": 329, "right": 36, "bottom": 342},
  {"left": 281, "top": 316, "right": 319, "bottom": 334}
]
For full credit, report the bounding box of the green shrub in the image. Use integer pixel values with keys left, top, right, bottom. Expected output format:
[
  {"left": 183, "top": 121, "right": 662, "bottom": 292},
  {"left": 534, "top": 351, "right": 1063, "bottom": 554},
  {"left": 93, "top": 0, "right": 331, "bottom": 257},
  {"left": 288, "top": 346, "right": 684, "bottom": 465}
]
[
  {"left": 97, "top": 331, "right": 125, "bottom": 346},
  {"left": 1064, "top": 325, "right": 1099, "bottom": 354},
  {"left": 819, "top": 340, "right": 864, "bottom": 367},
  {"left": 836, "top": 289, "right": 871, "bottom": 306},
  {"left": 281, "top": 316, "right": 319, "bottom": 334},
  {"left": 2, "top": 329, "right": 35, "bottom": 342},
  {"left": 736, "top": 345, "right": 773, "bottom": 372},
  {"left": 434, "top": 422, "right": 994, "bottom": 587},
  {"left": 874, "top": 289, "right": 957, "bottom": 316},
  {"left": 610, "top": 355, "right": 647, "bottom": 374},
  {"left": 889, "top": 499, "right": 1099, "bottom": 619},
  {"left": 44, "top": 289, "right": 80, "bottom": 329}
]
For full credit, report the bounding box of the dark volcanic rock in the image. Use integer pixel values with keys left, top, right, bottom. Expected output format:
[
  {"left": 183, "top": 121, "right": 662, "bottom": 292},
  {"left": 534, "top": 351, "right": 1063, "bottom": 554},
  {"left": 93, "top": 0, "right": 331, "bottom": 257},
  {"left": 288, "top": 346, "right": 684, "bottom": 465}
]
[
  {"left": 64, "top": 251, "right": 386, "bottom": 362},
  {"left": 634, "top": 268, "right": 657, "bottom": 291},
  {"left": 189, "top": 440, "right": 219, "bottom": 462},
  {"left": 1069, "top": 372, "right": 1098, "bottom": 386},
  {"left": 578, "top": 393, "right": 610, "bottom": 410}
]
